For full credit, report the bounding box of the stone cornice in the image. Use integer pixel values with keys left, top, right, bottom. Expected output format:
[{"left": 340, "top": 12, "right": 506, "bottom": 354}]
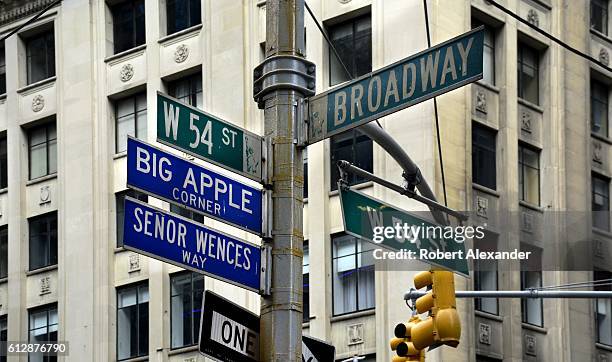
[{"left": 0, "top": 0, "right": 58, "bottom": 27}]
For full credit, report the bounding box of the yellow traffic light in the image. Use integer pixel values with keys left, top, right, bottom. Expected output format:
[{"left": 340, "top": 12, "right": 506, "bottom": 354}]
[
  {"left": 410, "top": 270, "right": 461, "bottom": 350},
  {"left": 390, "top": 316, "right": 425, "bottom": 361}
]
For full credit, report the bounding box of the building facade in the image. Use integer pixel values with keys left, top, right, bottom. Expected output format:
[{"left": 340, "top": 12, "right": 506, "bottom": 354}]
[{"left": 0, "top": 0, "right": 609, "bottom": 361}]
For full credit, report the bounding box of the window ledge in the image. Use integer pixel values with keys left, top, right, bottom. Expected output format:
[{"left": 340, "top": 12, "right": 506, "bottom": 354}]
[
  {"left": 113, "top": 151, "right": 127, "bottom": 160},
  {"left": 26, "top": 173, "right": 57, "bottom": 187},
  {"left": 168, "top": 344, "right": 198, "bottom": 356},
  {"left": 16, "top": 76, "right": 56, "bottom": 95},
  {"left": 0, "top": 188, "right": 7, "bottom": 195},
  {"left": 591, "top": 28, "right": 612, "bottom": 46},
  {"left": 519, "top": 200, "right": 544, "bottom": 213},
  {"left": 329, "top": 181, "right": 373, "bottom": 197},
  {"left": 302, "top": 321, "right": 310, "bottom": 328},
  {"left": 474, "top": 80, "right": 500, "bottom": 94},
  {"left": 0, "top": 94, "right": 6, "bottom": 101},
  {"left": 114, "top": 246, "right": 126, "bottom": 254},
  {"left": 26, "top": 264, "right": 58, "bottom": 276},
  {"left": 158, "top": 24, "right": 203, "bottom": 44},
  {"left": 105, "top": 44, "right": 147, "bottom": 64},
  {"left": 0, "top": 277, "right": 7, "bottom": 285},
  {"left": 330, "top": 308, "right": 375, "bottom": 323},
  {"left": 118, "top": 356, "right": 148, "bottom": 362},
  {"left": 475, "top": 310, "right": 503, "bottom": 322},
  {"left": 596, "top": 342, "right": 612, "bottom": 352},
  {"left": 522, "top": 322, "right": 547, "bottom": 334},
  {"left": 591, "top": 132, "right": 612, "bottom": 146},
  {"left": 472, "top": 183, "right": 500, "bottom": 198},
  {"left": 593, "top": 227, "right": 612, "bottom": 238},
  {"left": 517, "top": 98, "right": 543, "bottom": 114}
]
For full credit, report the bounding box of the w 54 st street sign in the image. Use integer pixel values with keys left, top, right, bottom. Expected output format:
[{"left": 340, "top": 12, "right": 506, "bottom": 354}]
[{"left": 308, "top": 27, "right": 484, "bottom": 143}]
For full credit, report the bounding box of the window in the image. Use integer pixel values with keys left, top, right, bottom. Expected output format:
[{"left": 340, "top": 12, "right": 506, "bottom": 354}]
[
  {"left": 168, "top": 73, "right": 203, "bottom": 108},
  {"left": 472, "top": 21, "right": 495, "bottom": 85},
  {"left": 303, "top": 150, "right": 308, "bottom": 199},
  {"left": 170, "top": 271, "right": 204, "bottom": 349},
  {"left": 332, "top": 234, "right": 375, "bottom": 316},
  {"left": 303, "top": 242, "right": 309, "bottom": 322},
  {"left": 0, "top": 43, "right": 5, "bottom": 94},
  {"left": 328, "top": 14, "right": 372, "bottom": 86},
  {"left": 336, "top": 354, "right": 376, "bottom": 362},
  {"left": 117, "top": 283, "right": 149, "bottom": 360},
  {"left": 111, "top": 0, "right": 145, "bottom": 54},
  {"left": 0, "top": 315, "right": 6, "bottom": 362},
  {"left": 26, "top": 31, "right": 55, "bottom": 85},
  {"left": 116, "top": 190, "right": 148, "bottom": 247},
  {"left": 0, "top": 226, "right": 6, "bottom": 279},
  {"left": 518, "top": 144, "right": 540, "bottom": 205},
  {"left": 115, "top": 93, "right": 146, "bottom": 153},
  {"left": 592, "top": 0, "right": 609, "bottom": 34},
  {"left": 517, "top": 43, "right": 539, "bottom": 105},
  {"left": 167, "top": 0, "right": 201, "bottom": 35},
  {"left": 596, "top": 270, "right": 612, "bottom": 345},
  {"left": 28, "top": 304, "right": 58, "bottom": 362},
  {"left": 593, "top": 174, "right": 610, "bottom": 231},
  {"left": 0, "top": 134, "right": 6, "bottom": 189},
  {"left": 170, "top": 204, "right": 204, "bottom": 223},
  {"left": 29, "top": 212, "right": 57, "bottom": 271},
  {"left": 472, "top": 123, "right": 496, "bottom": 190},
  {"left": 28, "top": 122, "right": 57, "bottom": 180},
  {"left": 592, "top": 79, "right": 609, "bottom": 137},
  {"left": 520, "top": 245, "right": 542, "bottom": 327},
  {"left": 330, "top": 130, "right": 372, "bottom": 191},
  {"left": 474, "top": 232, "right": 498, "bottom": 315}
]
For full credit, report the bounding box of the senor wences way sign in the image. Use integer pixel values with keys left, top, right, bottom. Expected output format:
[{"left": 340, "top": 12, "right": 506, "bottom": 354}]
[
  {"left": 199, "top": 290, "right": 260, "bottom": 362},
  {"left": 308, "top": 27, "right": 484, "bottom": 144},
  {"left": 157, "top": 92, "right": 263, "bottom": 182},
  {"left": 126, "top": 137, "right": 263, "bottom": 235},
  {"left": 123, "top": 197, "right": 261, "bottom": 292}
]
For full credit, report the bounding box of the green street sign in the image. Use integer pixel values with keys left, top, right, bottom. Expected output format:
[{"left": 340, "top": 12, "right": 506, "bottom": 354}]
[
  {"left": 157, "top": 92, "right": 263, "bottom": 181},
  {"left": 339, "top": 186, "right": 469, "bottom": 275},
  {"left": 308, "top": 27, "right": 484, "bottom": 144}
]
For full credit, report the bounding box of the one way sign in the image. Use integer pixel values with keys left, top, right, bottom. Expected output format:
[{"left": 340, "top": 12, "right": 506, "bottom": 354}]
[{"left": 302, "top": 335, "right": 335, "bottom": 362}]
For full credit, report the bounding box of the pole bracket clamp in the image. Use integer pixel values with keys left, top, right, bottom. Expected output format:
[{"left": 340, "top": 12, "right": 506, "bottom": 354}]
[{"left": 253, "top": 55, "right": 316, "bottom": 109}]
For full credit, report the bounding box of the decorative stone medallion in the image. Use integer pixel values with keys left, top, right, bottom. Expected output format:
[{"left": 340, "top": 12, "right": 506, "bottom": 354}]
[
  {"left": 31, "top": 94, "right": 45, "bottom": 112},
  {"left": 600, "top": 48, "right": 610, "bottom": 67},
  {"left": 521, "top": 110, "right": 532, "bottom": 133},
  {"left": 521, "top": 211, "right": 533, "bottom": 233},
  {"left": 347, "top": 323, "right": 364, "bottom": 345},
  {"left": 39, "top": 276, "right": 51, "bottom": 295},
  {"left": 478, "top": 323, "right": 491, "bottom": 345},
  {"left": 120, "top": 63, "right": 134, "bottom": 82},
  {"left": 525, "top": 334, "right": 537, "bottom": 356},
  {"left": 476, "top": 196, "right": 489, "bottom": 218},
  {"left": 174, "top": 44, "right": 190, "bottom": 63},
  {"left": 593, "top": 141, "right": 603, "bottom": 164},
  {"left": 128, "top": 253, "right": 140, "bottom": 272},
  {"left": 40, "top": 185, "right": 51, "bottom": 204},
  {"left": 475, "top": 90, "right": 487, "bottom": 114},
  {"left": 527, "top": 9, "right": 539, "bottom": 27},
  {"left": 338, "top": 0, "right": 352, "bottom": 3}
]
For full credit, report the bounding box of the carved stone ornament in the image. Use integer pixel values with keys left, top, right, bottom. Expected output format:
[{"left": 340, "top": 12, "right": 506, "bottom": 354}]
[
  {"left": 338, "top": 0, "right": 352, "bottom": 3},
  {"left": 525, "top": 334, "right": 537, "bottom": 356},
  {"left": 475, "top": 90, "right": 487, "bottom": 114},
  {"left": 521, "top": 110, "right": 532, "bottom": 133},
  {"left": 595, "top": 239, "right": 605, "bottom": 258},
  {"left": 476, "top": 196, "right": 488, "bottom": 218},
  {"left": 521, "top": 211, "right": 534, "bottom": 233},
  {"left": 39, "top": 276, "right": 51, "bottom": 295},
  {"left": 527, "top": 9, "right": 539, "bottom": 27},
  {"left": 600, "top": 353, "right": 609, "bottom": 362},
  {"left": 183, "top": 358, "right": 196, "bottom": 362},
  {"left": 128, "top": 253, "right": 140, "bottom": 272},
  {"left": 593, "top": 141, "right": 603, "bottom": 164},
  {"left": 174, "top": 44, "right": 190, "bottom": 63},
  {"left": 40, "top": 185, "right": 51, "bottom": 204},
  {"left": 31, "top": 94, "right": 45, "bottom": 112},
  {"left": 120, "top": 63, "right": 134, "bottom": 82},
  {"left": 478, "top": 323, "right": 491, "bottom": 345},
  {"left": 347, "top": 323, "right": 364, "bottom": 345},
  {"left": 600, "top": 48, "right": 611, "bottom": 67}
]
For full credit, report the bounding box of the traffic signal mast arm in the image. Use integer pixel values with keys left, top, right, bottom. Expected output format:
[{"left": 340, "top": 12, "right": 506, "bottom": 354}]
[{"left": 405, "top": 289, "right": 612, "bottom": 299}]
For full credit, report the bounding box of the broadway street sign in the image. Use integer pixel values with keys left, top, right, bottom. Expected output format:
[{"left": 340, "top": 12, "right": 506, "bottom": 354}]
[
  {"left": 126, "top": 137, "right": 263, "bottom": 235},
  {"left": 157, "top": 92, "right": 263, "bottom": 181},
  {"left": 302, "top": 335, "right": 335, "bottom": 362},
  {"left": 123, "top": 197, "right": 261, "bottom": 292},
  {"left": 339, "top": 187, "right": 469, "bottom": 275},
  {"left": 199, "top": 290, "right": 260, "bottom": 362},
  {"left": 308, "top": 27, "right": 484, "bottom": 144}
]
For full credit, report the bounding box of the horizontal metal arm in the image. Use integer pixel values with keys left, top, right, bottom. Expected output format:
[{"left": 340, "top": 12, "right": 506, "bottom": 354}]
[
  {"left": 337, "top": 160, "right": 468, "bottom": 221},
  {"left": 404, "top": 290, "right": 612, "bottom": 299}
]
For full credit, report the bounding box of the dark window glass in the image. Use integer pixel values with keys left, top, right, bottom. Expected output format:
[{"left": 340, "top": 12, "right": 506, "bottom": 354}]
[
  {"left": 0, "top": 227, "right": 6, "bottom": 279},
  {"left": 476, "top": 356, "right": 502, "bottom": 362},
  {"left": 328, "top": 15, "right": 371, "bottom": 86},
  {"left": 520, "top": 245, "right": 542, "bottom": 327},
  {"left": 596, "top": 270, "right": 612, "bottom": 345},
  {"left": 170, "top": 204, "right": 204, "bottom": 224},
  {"left": 168, "top": 73, "right": 203, "bottom": 108},
  {"left": 28, "top": 212, "right": 57, "bottom": 271},
  {"left": 28, "top": 122, "right": 57, "bottom": 180},
  {"left": 26, "top": 31, "right": 55, "bottom": 85},
  {"left": 170, "top": 271, "right": 204, "bottom": 348},
  {"left": 111, "top": 0, "right": 146, "bottom": 54},
  {"left": 332, "top": 234, "right": 375, "bottom": 316},
  {"left": 330, "top": 130, "right": 372, "bottom": 191},
  {"left": 518, "top": 144, "right": 540, "bottom": 205},
  {"left": 116, "top": 190, "right": 148, "bottom": 247},
  {"left": 517, "top": 43, "right": 539, "bottom": 105},
  {"left": 472, "top": 124, "right": 496, "bottom": 190},
  {"left": 28, "top": 304, "right": 58, "bottom": 362},
  {"left": 593, "top": 174, "right": 610, "bottom": 231},
  {"left": 0, "top": 43, "right": 5, "bottom": 94},
  {"left": 592, "top": 0, "right": 609, "bottom": 34},
  {"left": 0, "top": 315, "right": 6, "bottom": 362},
  {"left": 167, "top": 0, "right": 201, "bottom": 35},
  {"left": 0, "top": 135, "right": 7, "bottom": 189},
  {"left": 592, "top": 79, "right": 609, "bottom": 137},
  {"left": 117, "top": 283, "right": 148, "bottom": 360},
  {"left": 472, "top": 21, "right": 495, "bottom": 85},
  {"left": 474, "top": 232, "right": 498, "bottom": 315},
  {"left": 303, "top": 242, "right": 309, "bottom": 322},
  {"left": 115, "top": 93, "right": 147, "bottom": 153}
]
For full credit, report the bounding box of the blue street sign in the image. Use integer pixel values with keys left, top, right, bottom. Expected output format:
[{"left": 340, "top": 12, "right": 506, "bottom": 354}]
[
  {"left": 123, "top": 197, "right": 261, "bottom": 292},
  {"left": 126, "top": 137, "right": 263, "bottom": 235}
]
